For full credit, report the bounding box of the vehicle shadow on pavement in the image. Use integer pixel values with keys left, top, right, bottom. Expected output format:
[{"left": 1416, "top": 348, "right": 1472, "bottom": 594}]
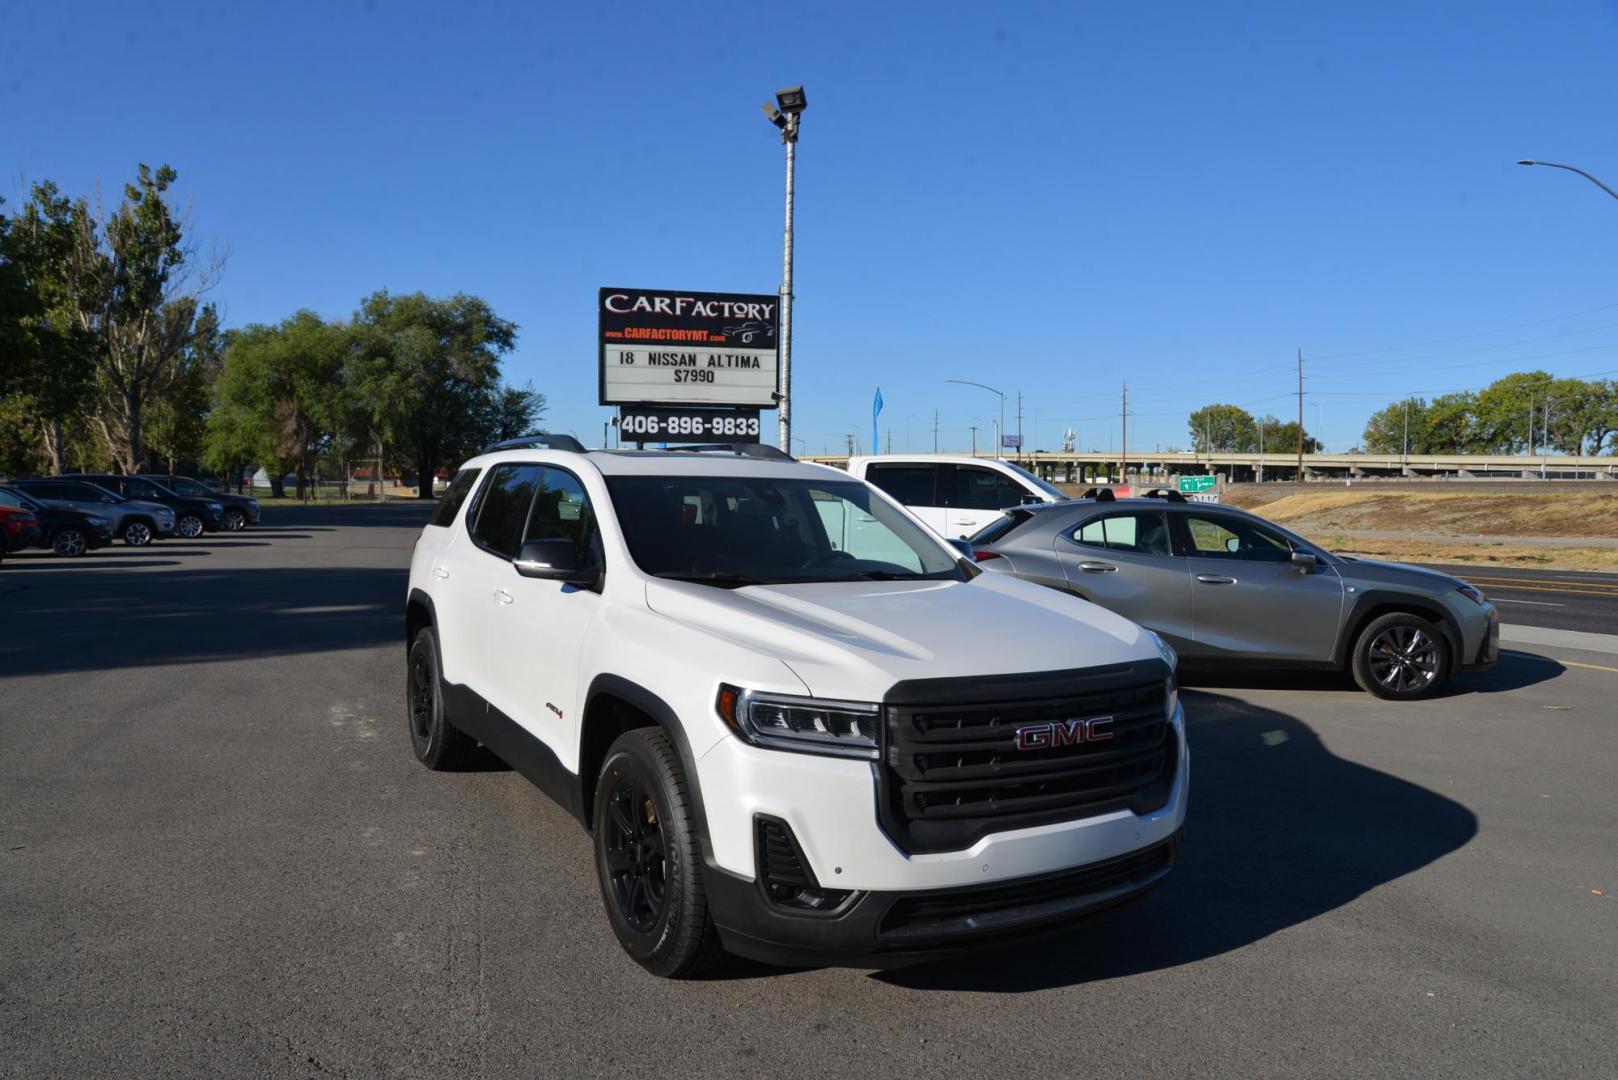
[
  {"left": 1178, "top": 650, "right": 1562, "bottom": 697},
  {"left": 0, "top": 565, "right": 403, "bottom": 675},
  {"left": 874, "top": 689, "right": 1480, "bottom": 993}
]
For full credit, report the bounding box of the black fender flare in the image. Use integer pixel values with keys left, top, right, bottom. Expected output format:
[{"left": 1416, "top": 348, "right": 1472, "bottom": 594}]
[
  {"left": 582, "top": 674, "right": 713, "bottom": 861},
  {"left": 1335, "top": 589, "right": 1463, "bottom": 670}
]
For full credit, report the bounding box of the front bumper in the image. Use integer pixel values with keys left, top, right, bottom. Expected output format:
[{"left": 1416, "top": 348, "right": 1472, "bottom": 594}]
[
  {"left": 694, "top": 696, "right": 1189, "bottom": 967},
  {"left": 1457, "top": 606, "right": 1499, "bottom": 673},
  {"left": 705, "top": 829, "right": 1181, "bottom": 968}
]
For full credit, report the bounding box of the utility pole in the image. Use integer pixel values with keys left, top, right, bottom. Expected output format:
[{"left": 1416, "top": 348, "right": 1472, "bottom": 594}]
[
  {"left": 1016, "top": 390, "right": 1024, "bottom": 461},
  {"left": 1121, "top": 381, "right": 1128, "bottom": 485},
  {"left": 1295, "top": 349, "right": 1305, "bottom": 482},
  {"left": 1402, "top": 398, "right": 1410, "bottom": 470},
  {"left": 1258, "top": 419, "right": 1266, "bottom": 483},
  {"left": 1542, "top": 399, "right": 1552, "bottom": 480},
  {"left": 885, "top": 426, "right": 892, "bottom": 454},
  {"left": 933, "top": 410, "right": 939, "bottom": 453},
  {"left": 845, "top": 433, "right": 854, "bottom": 457},
  {"left": 969, "top": 425, "right": 978, "bottom": 457}
]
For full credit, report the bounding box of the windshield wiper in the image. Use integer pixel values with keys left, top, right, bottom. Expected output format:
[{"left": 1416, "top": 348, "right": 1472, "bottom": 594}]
[{"left": 653, "top": 571, "right": 771, "bottom": 589}]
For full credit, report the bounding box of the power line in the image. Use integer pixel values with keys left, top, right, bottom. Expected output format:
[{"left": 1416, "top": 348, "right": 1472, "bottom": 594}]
[{"left": 1308, "top": 298, "right": 1618, "bottom": 361}]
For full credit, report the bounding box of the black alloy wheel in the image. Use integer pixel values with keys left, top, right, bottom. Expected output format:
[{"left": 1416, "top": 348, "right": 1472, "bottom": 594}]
[
  {"left": 405, "top": 627, "right": 476, "bottom": 769},
  {"left": 602, "top": 775, "right": 669, "bottom": 933},
  {"left": 222, "top": 507, "right": 246, "bottom": 531},
  {"left": 52, "top": 527, "right": 89, "bottom": 556},
  {"left": 592, "top": 728, "right": 725, "bottom": 977}
]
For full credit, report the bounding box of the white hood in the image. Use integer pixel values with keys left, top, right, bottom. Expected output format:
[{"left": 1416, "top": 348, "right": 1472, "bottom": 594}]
[{"left": 644, "top": 571, "right": 1155, "bottom": 702}]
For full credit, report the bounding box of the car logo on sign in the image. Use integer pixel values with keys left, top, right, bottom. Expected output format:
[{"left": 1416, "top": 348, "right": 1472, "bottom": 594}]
[{"left": 1014, "top": 716, "right": 1114, "bottom": 751}]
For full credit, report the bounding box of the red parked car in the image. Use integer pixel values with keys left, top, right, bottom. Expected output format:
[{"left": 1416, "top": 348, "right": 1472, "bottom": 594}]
[{"left": 0, "top": 504, "right": 43, "bottom": 562}]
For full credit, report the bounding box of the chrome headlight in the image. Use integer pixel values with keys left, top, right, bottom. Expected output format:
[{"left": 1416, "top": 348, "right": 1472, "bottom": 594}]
[
  {"left": 208, "top": 502, "right": 223, "bottom": 512},
  {"left": 716, "top": 685, "right": 880, "bottom": 760}
]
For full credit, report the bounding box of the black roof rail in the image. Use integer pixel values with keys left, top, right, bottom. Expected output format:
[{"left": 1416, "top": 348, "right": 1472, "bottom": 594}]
[
  {"left": 482, "top": 432, "right": 587, "bottom": 454},
  {"left": 1139, "top": 487, "right": 1188, "bottom": 502},
  {"left": 665, "top": 443, "right": 796, "bottom": 462},
  {"left": 1079, "top": 487, "right": 1117, "bottom": 502}
]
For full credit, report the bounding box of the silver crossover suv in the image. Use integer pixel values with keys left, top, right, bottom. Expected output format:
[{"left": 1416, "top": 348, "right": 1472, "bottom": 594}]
[{"left": 966, "top": 489, "right": 1498, "bottom": 699}]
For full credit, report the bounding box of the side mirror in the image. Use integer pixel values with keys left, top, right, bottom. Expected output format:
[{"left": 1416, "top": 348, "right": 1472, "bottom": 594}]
[
  {"left": 514, "top": 539, "right": 599, "bottom": 586},
  {"left": 1291, "top": 551, "right": 1319, "bottom": 573}
]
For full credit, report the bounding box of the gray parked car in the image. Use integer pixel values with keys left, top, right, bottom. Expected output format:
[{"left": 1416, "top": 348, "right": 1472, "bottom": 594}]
[
  {"left": 11, "top": 479, "right": 177, "bottom": 546},
  {"left": 964, "top": 489, "right": 1499, "bottom": 699}
]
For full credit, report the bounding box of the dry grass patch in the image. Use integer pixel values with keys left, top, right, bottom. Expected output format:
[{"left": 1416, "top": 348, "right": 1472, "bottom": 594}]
[
  {"left": 1232, "top": 490, "right": 1618, "bottom": 538},
  {"left": 1305, "top": 533, "right": 1618, "bottom": 573}
]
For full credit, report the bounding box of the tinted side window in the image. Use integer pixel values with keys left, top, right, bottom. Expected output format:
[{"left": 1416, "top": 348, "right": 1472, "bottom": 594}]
[
  {"left": 948, "top": 466, "right": 1025, "bottom": 511},
  {"left": 429, "top": 468, "right": 482, "bottom": 528},
  {"left": 1183, "top": 513, "right": 1291, "bottom": 562},
  {"left": 1070, "top": 512, "right": 1172, "bottom": 556},
  {"left": 123, "top": 479, "right": 166, "bottom": 499},
  {"left": 523, "top": 468, "right": 599, "bottom": 566},
  {"left": 470, "top": 464, "right": 540, "bottom": 558},
  {"left": 0, "top": 490, "right": 27, "bottom": 509},
  {"left": 866, "top": 464, "right": 938, "bottom": 506}
]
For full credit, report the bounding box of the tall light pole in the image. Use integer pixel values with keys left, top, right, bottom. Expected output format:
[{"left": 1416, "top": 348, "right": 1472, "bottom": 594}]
[
  {"left": 947, "top": 379, "right": 1005, "bottom": 457},
  {"left": 1517, "top": 159, "right": 1618, "bottom": 202},
  {"left": 763, "top": 86, "right": 807, "bottom": 450}
]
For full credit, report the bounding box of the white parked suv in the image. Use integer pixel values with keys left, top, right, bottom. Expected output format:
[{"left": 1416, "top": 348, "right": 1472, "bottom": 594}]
[
  {"left": 846, "top": 454, "right": 1069, "bottom": 538},
  {"left": 405, "top": 436, "right": 1187, "bottom": 976}
]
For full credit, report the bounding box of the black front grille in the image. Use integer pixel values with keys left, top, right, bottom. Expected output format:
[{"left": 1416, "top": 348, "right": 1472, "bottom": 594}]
[
  {"left": 880, "top": 661, "right": 1177, "bottom": 853},
  {"left": 879, "top": 836, "right": 1177, "bottom": 941}
]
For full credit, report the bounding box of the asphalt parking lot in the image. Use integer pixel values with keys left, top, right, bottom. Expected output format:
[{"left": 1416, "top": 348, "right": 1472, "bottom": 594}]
[{"left": 3, "top": 506, "right": 1615, "bottom": 1078}]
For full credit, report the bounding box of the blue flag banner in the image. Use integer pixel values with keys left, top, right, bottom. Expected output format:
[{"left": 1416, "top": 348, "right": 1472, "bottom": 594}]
[{"left": 872, "top": 388, "right": 884, "bottom": 456}]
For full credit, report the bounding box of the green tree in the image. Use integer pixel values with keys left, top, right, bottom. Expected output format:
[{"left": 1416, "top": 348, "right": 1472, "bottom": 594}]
[
  {"left": 1188, "top": 403, "right": 1259, "bottom": 452},
  {"left": 53, "top": 164, "right": 222, "bottom": 471},
  {"left": 1473, "top": 371, "right": 1553, "bottom": 453},
  {"left": 0, "top": 184, "right": 98, "bottom": 472},
  {"left": 349, "top": 291, "right": 518, "bottom": 498},
  {"left": 208, "top": 311, "right": 352, "bottom": 498}
]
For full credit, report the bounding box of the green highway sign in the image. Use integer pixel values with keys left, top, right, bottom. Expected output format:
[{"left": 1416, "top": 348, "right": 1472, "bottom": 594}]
[{"left": 1178, "top": 475, "right": 1217, "bottom": 493}]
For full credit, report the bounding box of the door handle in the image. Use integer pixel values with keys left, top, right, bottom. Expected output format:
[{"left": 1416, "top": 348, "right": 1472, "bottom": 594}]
[
  {"left": 1196, "top": 573, "right": 1237, "bottom": 585},
  {"left": 1078, "top": 561, "right": 1118, "bottom": 573},
  {"left": 493, "top": 588, "right": 514, "bottom": 605},
  {"left": 433, "top": 567, "right": 450, "bottom": 579}
]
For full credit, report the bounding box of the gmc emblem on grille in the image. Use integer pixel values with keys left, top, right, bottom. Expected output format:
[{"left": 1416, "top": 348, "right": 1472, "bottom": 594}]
[{"left": 1014, "top": 716, "right": 1115, "bottom": 750}]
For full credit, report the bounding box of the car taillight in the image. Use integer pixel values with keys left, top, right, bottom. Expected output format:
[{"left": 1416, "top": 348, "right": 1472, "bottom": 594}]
[
  {"left": 971, "top": 549, "right": 1002, "bottom": 562},
  {"left": 2, "top": 515, "right": 36, "bottom": 535}
]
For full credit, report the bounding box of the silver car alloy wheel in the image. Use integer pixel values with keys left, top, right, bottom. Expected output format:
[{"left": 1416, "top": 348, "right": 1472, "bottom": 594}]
[
  {"left": 177, "top": 515, "right": 204, "bottom": 538},
  {"left": 1367, "top": 625, "right": 1440, "bottom": 694},
  {"left": 125, "top": 522, "right": 152, "bottom": 546},
  {"left": 223, "top": 508, "right": 245, "bottom": 531}
]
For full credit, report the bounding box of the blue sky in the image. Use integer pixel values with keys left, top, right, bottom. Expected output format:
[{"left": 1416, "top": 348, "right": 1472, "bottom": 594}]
[{"left": 7, "top": 0, "right": 1618, "bottom": 455}]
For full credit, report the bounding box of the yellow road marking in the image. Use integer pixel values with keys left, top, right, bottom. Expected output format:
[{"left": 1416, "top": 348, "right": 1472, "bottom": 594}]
[
  {"left": 1465, "top": 573, "right": 1618, "bottom": 590},
  {"left": 1468, "top": 581, "right": 1618, "bottom": 598},
  {"left": 1559, "top": 659, "right": 1618, "bottom": 674}
]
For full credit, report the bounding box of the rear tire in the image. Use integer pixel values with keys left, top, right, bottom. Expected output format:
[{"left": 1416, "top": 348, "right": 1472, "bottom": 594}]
[
  {"left": 593, "top": 727, "right": 725, "bottom": 978},
  {"left": 52, "top": 527, "right": 90, "bottom": 557},
  {"left": 1351, "top": 612, "right": 1449, "bottom": 700},
  {"left": 222, "top": 508, "right": 246, "bottom": 531},
  {"left": 406, "top": 627, "right": 478, "bottom": 770}
]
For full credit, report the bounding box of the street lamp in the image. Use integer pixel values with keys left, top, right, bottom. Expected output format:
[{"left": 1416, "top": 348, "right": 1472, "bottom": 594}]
[
  {"left": 763, "top": 86, "right": 807, "bottom": 451},
  {"left": 946, "top": 379, "right": 1005, "bottom": 457},
  {"left": 1516, "top": 159, "right": 1618, "bottom": 202}
]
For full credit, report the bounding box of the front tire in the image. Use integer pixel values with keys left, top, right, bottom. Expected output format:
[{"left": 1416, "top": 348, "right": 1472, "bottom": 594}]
[
  {"left": 122, "top": 520, "right": 153, "bottom": 546},
  {"left": 406, "top": 627, "right": 477, "bottom": 769},
  {"left": 176, "top": 513, "right": 205, "bottom": 538},
  {"left": 593, "top": 728, "right": 725, "bottom": 978},
  {"left": 222, "top": 507, "right": 246, "bottom": 531},
  {"left": 52, "top": 527, "right": 90, "bottom": 556},
  {"left": 1351, "top": 613, "right": 1449, "bottom": 700}
]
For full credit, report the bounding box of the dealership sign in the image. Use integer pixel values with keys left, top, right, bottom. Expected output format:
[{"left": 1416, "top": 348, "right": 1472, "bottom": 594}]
[{"left": 599, "top": 287, "right": 779, "bottom": 408}]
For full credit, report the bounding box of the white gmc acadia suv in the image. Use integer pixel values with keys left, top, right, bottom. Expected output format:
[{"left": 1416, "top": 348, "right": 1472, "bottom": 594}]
[{"left": 404, "top": 436, "right": 1188, "bottom": 977}]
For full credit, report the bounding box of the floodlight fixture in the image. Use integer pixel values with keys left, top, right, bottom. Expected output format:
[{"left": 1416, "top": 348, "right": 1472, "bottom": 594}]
[{"left": 775, "top": 86, "right": 807, "bottom": 115}]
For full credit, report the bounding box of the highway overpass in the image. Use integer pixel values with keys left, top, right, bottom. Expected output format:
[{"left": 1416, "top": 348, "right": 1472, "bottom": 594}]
[{"left": 803, "top": 450, "right": 1618, "bottom": 483}]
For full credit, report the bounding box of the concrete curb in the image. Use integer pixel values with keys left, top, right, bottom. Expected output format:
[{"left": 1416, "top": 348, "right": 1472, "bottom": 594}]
[{"left": 1499, "top": 624, "right": 1618, "bottom": 656}]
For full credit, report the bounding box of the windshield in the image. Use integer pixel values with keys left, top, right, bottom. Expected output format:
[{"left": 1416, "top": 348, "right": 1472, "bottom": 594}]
[
  {"left": 1000, "top": 462, "right": 1068, "bottom": 501},
  {"left": 605, "top": 475, "right": 963, "bottom": 587},
  {"left": 161, "top": 477, "right": 210, "bottom": 497}
]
